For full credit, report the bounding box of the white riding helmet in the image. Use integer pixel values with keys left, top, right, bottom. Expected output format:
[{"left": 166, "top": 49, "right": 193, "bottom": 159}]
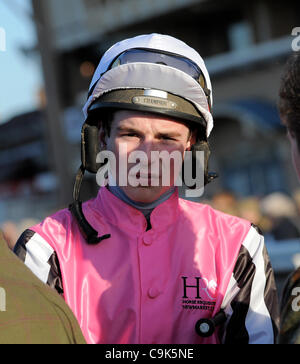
[{"left": 83, "top": 33, "right": 214, "bottom": 138}]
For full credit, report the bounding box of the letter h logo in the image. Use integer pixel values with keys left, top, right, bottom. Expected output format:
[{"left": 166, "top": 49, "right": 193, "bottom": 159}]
[{"left": 182, "top": 277, "right": 202, "bottom": 299}]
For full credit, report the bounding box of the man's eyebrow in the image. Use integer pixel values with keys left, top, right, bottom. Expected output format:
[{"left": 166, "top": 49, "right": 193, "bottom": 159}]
[
  {"left": 157, "top": 131, "right": 182, "bottom": 138},
  {"left": 116, "top": 126, "right": 141, "bottom": 133},
  {"left": 116, "top": 126, "right": 182, "bottom": 138}
]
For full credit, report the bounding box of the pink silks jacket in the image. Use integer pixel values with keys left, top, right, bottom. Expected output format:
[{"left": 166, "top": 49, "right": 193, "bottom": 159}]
[{"left": 14, "top": 186, "right": 279, "bottom": 344}]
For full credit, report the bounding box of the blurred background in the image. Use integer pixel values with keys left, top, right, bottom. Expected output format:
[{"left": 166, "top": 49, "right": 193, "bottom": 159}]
[{"left": 1, "top": 0, "right": 300, "bottom": 294}]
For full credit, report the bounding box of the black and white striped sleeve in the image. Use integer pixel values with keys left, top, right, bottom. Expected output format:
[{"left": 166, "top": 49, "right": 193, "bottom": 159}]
[
  {"left": 14, "top": 229, "right": 64, "bottom": 296},
  {"left": 221, "top": 225, "right": 280, "bottom": 344}
]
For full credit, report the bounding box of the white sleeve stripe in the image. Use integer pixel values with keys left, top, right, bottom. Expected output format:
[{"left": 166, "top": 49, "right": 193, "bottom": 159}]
[
  {"left": 221, "top": 226, "right": 276, "bottom": 344},
  {"left": 243, "top": 228, "right": 274, "bottom": 344},
  {"left": 240, "top": 225, "right": 258, "bottom": 257},
  {"left": 221, "top": 274, "right": 239, "bottom": 311},
  {"left": 221, "top": 226, "right": 258, "bottom": 311},
  {"left": 24, "top": 233, "right": 54, "bottom": 284}
]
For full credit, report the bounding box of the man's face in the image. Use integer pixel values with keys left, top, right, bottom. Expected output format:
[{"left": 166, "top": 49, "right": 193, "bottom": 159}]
[{"left": 100, "top": 110, "right": 195, "bottom": 202}]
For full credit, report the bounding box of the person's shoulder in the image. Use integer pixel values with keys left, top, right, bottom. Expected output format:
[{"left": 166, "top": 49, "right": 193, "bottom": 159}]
[
  {"left": 179, "top": 197, "right": 250, "bottom": 225},
  {"left": 0, "top": 240, "right": 85, "bottom": 343},
  {"left": 42, "top": 206, "right": 74, "bottom": 229},
  {"left": 45, "top": 196, "right": 100, "bottom": 231},
  {"left": 15, "top": 195, "right": 103, "bottom": 258},
  {"left": 32, "top": 202, "right": 87, "bottom": 241},
  {"left": 12, "top": 206, "right": 73, "bottom": 262},
  {"left": 281, "top": 267, "right": 300, "bottom": 310},
  {"left": 178, "top": 197, "right": 254, "bottom": 248},
  {"left": 279, "top": 267, "right": 300, "bottom": 344},
  {"left": 0, "top": 230, "right": 86, "bottom": 343}
]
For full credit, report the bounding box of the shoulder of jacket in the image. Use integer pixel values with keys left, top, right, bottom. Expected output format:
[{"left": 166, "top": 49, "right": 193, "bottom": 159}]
[
  {"left": 179, "top": 198, "right": 250, "bottom": 224},
  {"left": 38, "top": 207, "right": 75, "bottom": 232}
]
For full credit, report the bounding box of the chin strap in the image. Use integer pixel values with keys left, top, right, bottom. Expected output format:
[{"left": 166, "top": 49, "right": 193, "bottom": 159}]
[
  {"left": 189, "top": 140, "right": 218, "bottom": 187},
  {"left": 68, "top": 165, "right": 111, "bottom": 245}
]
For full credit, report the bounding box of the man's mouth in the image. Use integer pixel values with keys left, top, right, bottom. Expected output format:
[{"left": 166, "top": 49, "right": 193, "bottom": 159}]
[{"left": 136, "top": 172, "right": 159, "bottom": 179}]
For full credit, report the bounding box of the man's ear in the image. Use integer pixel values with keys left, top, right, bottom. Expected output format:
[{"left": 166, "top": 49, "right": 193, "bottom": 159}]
[
  {"left": 186, "top": 130, "right": 197, "bottom": 151},
  {"left": 99, "top": 124, "right": 107, "bottom": 149}
]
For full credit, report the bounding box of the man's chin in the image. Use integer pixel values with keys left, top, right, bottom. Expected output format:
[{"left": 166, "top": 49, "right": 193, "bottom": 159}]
[{"left": 121, "top": 185, "right": 170, "bottom": 203}]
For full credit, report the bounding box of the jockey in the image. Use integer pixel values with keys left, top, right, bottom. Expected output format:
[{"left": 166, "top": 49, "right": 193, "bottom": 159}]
[{"left": 14, "top": 33, "right": 279, "bottom": 344}]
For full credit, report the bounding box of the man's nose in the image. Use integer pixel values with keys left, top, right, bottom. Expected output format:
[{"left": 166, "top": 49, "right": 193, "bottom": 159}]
[{"left": 138, "top": 138, "right": 157, "bottom": 157}]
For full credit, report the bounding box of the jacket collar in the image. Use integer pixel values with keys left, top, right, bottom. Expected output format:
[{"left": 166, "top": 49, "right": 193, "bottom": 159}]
[{"left": 94, "top": 186, "right": 179, "bottom": 233}]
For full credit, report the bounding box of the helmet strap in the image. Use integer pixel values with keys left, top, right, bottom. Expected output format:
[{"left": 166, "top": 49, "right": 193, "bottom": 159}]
[
  {"left": 186, "top": 140, "right": 218, "bottom": 187},
  {"left": 68, "top": 165, "right": 111, "bottom": 245}
]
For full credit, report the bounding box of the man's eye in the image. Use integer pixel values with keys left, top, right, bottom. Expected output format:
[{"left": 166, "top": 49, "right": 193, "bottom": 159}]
[
  {"left": 162, "top": 136, "right": 176, "bottom": 141},
  {"left": 122, "top": 133, "right": 139, "bottom": 137}
]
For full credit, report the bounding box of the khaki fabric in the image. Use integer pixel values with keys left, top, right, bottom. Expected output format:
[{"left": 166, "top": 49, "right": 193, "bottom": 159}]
[{"left": 0, "top": 232, "right": 86, "bottom": 344}]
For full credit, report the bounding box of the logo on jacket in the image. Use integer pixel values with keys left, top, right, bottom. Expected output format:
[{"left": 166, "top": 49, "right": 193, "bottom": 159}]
[{"left": 181, "top": 276, "right": 217, "bottom": 311}]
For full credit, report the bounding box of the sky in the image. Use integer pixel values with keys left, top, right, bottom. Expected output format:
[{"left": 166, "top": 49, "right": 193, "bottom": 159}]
[{"left": 0, "top": 0, "right": 42, "bottom": 123}]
